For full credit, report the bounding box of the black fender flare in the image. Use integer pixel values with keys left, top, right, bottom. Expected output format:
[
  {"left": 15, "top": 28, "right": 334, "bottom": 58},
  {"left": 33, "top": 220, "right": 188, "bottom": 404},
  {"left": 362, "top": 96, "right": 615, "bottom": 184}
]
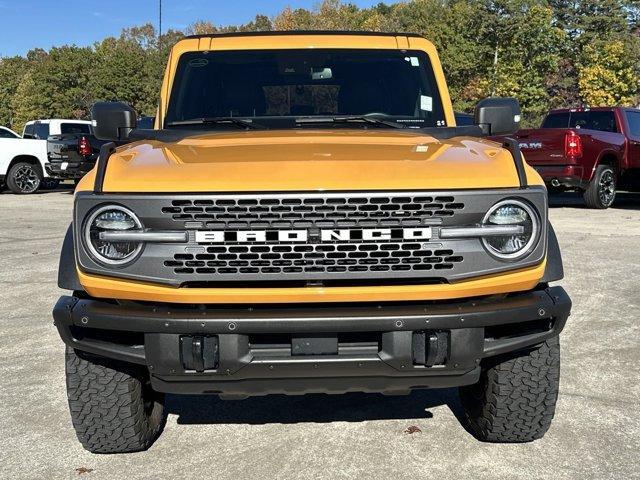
[
  {"left": 541, "top": 222, "right": 564, "bottom": 283},
  {"left": 58, "top": 224, "right": 83, "bottom": 291}
]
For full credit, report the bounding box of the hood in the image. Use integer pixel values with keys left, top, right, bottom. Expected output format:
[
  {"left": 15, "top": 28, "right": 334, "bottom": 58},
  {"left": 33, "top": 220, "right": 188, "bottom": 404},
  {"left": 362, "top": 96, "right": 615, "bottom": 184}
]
[{"left": 95, "top": 129, "right": 536, "bottom": 193}]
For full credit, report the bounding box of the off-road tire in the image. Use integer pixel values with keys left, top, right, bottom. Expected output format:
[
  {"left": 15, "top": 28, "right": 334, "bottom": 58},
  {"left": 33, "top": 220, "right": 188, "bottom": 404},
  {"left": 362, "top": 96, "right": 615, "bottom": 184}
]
[
  {"left": 65, "top": 347, "right": 166, "bottom": 454},
  {"left": 459, "top": 336, "right": 560, "bottom": 443},
  {"left": 583, "top": 165, "right": 616, "bottom": 209},
  {"left": 6, "top": 161, "right": 42, "bottom": 194}
]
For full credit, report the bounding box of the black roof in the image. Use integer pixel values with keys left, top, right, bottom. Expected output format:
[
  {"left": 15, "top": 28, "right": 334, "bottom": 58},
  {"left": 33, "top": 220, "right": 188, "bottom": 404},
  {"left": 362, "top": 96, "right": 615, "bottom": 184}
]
[{"left": 184, "top": 30, "right": 424, "bottom": 40}]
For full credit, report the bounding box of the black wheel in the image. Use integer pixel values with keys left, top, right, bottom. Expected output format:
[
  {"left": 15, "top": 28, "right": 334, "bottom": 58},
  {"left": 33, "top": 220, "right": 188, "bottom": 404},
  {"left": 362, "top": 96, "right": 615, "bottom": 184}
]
[
  {"left": 65, "top": 347, "right": 166, "bottom": 453},
  {"left": 6, "top": 161, "right": 42, "bottom": 194},
  {"left": 40, "top": 178, "right": 60, "bottom": 190},
  {"left": 459, "top": 337, "right": 560, "bottom": 443},
  {"left": 583, "top": 165, "right": 616, "bottom": 209}
]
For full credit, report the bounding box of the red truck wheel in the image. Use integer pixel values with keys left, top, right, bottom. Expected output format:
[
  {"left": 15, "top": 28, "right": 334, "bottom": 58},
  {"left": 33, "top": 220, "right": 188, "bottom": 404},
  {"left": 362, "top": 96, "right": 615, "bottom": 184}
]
[{"left": 584, "top": 165, "right": 616, "bottom": 209}]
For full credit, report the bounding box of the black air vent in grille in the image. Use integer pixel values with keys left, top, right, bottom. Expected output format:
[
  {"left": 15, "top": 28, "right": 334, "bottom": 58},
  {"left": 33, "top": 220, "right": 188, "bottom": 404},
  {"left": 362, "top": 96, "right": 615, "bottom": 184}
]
[
  {"left": 164, "top": 243, "right": 464, "bottom": 276},
  {"left": 161, "top": 194, "right": 465, "bottom": 229}
]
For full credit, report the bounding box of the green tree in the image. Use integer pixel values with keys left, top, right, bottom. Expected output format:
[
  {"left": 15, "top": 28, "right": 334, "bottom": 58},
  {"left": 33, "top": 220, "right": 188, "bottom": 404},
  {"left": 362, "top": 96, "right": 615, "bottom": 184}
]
[
  {"left": 546, "top": 0, "right": 639, "bottom": 108},
  {"left": 89, "top": 24, "right": 184, "bottom": 116},
  {"left": 578, "top": 39, "right": 639, "bottom": 105},
  {"left": 0, "top": 56, "right": 30, "bottom": 127},
  {"left": 187, "top": 21, "right": 218, "bottom": 35},
  {"left": 188, "top": 15, "right": 272, "bottom": 35},
  {"left": 90, "top": 33, "right": 148, "bottom": 112},
  {"left": 273, "top": 6, "right": 317, "bottom": 30},
  {"left": 482, "top": 2, "right": 566, "bottom": 124},
  {"left": 11, "top": 46, "right": 94, "bottom": 132},
  {"left": 575, "top": 0, "right": 630, "bottom": 44},
  {"left": 10, "top": 71, "right": 40, "bottom": 131},
  {"left": 142, "top": 28, "right": 185, "bottom": 115}
]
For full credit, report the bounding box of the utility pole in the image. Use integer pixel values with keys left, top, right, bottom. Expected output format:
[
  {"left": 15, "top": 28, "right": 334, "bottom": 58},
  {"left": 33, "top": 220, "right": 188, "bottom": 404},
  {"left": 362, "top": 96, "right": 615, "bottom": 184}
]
[
  {"left": 159, "top": 0, "right": 162, "bottom": 51},
  {"left": 491, "top": 39, "right": 498, "bottom": 97}
]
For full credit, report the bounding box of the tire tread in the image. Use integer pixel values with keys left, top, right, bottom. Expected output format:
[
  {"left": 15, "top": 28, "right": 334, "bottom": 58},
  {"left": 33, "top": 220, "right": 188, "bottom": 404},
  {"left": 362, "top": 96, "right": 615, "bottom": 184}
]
[
  {"left": 6, "top": 161, "right": 42, "bottom": 194},
  {"left": 583, "top": 165, "right": 615, "bottom": 209},
  {"left": 65, "top": 347, "right": 165, "bottom": 454},
  {"left": 459, "top": 337, "right": 560, "bottom": 443}
]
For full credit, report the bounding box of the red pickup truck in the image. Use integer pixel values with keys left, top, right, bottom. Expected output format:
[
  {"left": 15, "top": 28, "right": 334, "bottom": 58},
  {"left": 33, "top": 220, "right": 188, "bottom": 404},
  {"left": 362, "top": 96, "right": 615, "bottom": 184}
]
[{"left": 497, "top": 107, "right": 640, "bottom": 208}]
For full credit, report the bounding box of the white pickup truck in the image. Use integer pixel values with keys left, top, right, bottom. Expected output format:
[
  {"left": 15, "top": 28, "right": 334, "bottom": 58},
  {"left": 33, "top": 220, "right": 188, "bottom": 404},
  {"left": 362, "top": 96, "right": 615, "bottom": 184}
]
[{"left": 0, "top": 119, "right": 92, "bottom": 194}]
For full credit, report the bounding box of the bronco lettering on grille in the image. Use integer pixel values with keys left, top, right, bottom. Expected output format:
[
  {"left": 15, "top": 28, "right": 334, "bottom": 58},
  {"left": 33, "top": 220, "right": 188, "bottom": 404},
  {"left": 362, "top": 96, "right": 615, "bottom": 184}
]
[{"left": 195, "top": 228, "right": 432, "bottom": 244}]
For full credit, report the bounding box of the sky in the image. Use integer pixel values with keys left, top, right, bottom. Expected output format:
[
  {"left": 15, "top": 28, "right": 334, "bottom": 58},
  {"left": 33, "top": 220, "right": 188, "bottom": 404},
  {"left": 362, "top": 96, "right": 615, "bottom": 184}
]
[{"left": 0, "top": 0, "right": 397, "bottom": 57}]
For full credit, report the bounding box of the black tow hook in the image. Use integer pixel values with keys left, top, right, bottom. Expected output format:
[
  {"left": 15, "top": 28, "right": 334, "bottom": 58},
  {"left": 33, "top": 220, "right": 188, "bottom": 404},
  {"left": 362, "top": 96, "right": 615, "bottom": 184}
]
[{"left": 180, "top": 335, "right": 219, "bottom": 372}]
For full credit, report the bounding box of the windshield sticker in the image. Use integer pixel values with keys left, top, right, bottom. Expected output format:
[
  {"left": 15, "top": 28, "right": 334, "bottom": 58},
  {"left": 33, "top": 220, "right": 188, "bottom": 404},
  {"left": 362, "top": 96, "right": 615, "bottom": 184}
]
[
  {"left": 188, "top": 58, "right": 209, "bottom": 68},
  {"left": 420, "top": 95, "right": 433, "bottom": 112},
  {"left": 404, "top": 56, "right": 420, "bottom": 66}
]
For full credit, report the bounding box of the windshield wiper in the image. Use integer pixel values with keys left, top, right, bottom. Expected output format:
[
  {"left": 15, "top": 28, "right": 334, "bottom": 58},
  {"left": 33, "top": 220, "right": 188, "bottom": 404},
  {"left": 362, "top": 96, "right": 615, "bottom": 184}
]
[
  {"left": 166, "top": 117, "right": 266, "bottom": 130},
  {"left": 295, "top": 115, "right": 406, "bottom": 129}
]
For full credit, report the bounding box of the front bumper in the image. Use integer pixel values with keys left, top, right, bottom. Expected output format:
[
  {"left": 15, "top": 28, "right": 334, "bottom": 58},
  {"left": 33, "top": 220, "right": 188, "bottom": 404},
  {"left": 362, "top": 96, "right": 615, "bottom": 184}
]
[{"left": 53, "top": 286, "right": 571, "bottom": 397}]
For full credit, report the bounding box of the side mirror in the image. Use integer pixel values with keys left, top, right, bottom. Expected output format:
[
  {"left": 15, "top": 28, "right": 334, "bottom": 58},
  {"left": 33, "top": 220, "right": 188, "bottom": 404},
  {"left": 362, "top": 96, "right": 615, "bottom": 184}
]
[
  {"left": 474, "top": 97, "right": 521, "bottom": 136},
  {"left": 91, "top": 101, "right": 137, "bottom": 141}
]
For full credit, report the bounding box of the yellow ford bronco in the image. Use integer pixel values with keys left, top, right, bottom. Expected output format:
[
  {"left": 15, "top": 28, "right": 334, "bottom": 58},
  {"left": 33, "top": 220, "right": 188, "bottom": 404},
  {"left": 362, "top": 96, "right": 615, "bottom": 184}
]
[{"left": 53, "top": 31, "right": 571, "bottom": 453}]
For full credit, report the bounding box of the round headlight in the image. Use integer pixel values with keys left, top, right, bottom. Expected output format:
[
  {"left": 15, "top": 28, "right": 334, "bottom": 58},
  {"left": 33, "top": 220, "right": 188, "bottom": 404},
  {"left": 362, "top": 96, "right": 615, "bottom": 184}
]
[
  {"left": 84, "top": 205, "right": 143, "bottom": 265},
  {"left": 482, "top": 199, "right": 539, "bottom": 260}
]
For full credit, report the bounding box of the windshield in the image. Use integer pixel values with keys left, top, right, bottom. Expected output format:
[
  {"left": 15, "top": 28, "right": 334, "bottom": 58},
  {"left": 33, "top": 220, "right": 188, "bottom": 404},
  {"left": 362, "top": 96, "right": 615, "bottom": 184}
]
[{"left": 165, "top": 49, "right": 446, "bottom": 129}]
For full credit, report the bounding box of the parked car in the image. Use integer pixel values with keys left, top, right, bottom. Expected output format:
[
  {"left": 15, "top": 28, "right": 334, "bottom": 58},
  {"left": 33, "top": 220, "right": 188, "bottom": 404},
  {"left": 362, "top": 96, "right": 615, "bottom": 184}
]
[
  {"left": 46, "top": 116, "right": 155, "bottom": 182},
  {"left": 47, "top": 130, "right": 109, "bottom": 182},
  {"left": 493, "top": 107, "right": 640, "bottom": 208},
  {"left": 22, "top": 119, "right": 93, "bottom": 140},
  {"left": 54, "top": 31, "right": 570, "bottom": 453},
  {"left": 0, "top": 119, "right": 93, "bottom": 194},
  {"left": 0, "top": 126, "right": 21, "bottom": 139},
  {"left": 454, "top": 112, "right": 474, "bottom": 126},
  {"left": 0, "top": 126, "right": 48, "bottom": 194},
  {"left": 137, "top": 116, "right": 155, "bottom": 129}
]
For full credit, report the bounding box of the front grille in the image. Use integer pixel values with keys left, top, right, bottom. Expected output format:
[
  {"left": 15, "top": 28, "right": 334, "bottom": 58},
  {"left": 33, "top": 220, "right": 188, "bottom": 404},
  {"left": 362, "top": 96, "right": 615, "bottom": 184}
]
[
  {"left": 74, "top": 188, "right": 549, "bottom": 286},
  {"left": 165, "top": 243, "right": 464, "bottom": 276},
  {"left": 161, "top": 193, "right": 465, "bottom": 229},
  {"left": 155, "top": 192, "right": 467, "bottom": 281}
]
